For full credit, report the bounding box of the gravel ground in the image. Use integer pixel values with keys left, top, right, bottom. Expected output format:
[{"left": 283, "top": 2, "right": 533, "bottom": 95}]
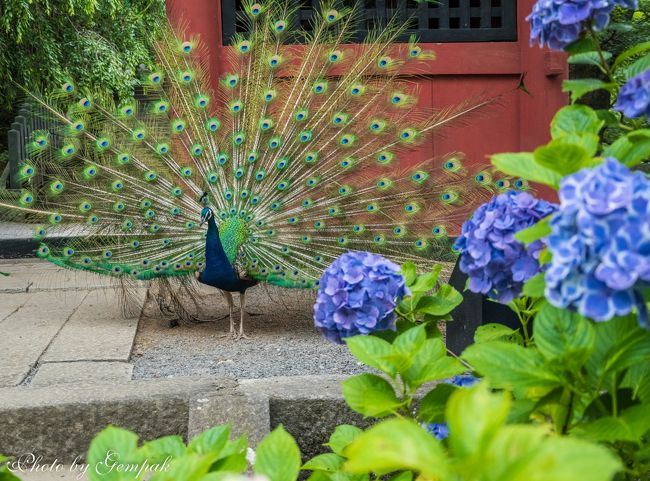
[{"left": 131, "top": 284, "right": 369, "bottom": 380}]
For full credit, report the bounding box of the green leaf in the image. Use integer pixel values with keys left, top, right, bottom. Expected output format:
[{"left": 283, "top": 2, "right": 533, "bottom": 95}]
[
  {"left": 254, "top": 426, "right": 301, "bottom": 481},
  {"left": 534, "top": 141, "right": 591, "bottom": 175},
  {"left": 625, "top": 53, "right": 650, "bottom": 79},
  {"left": 522, "top": 272, "right": 545, "bottom": 298},
  {"left": 534, "top": 304, "right": 595, "bottom": 367},
  {"left": 392, "top": 323, "right": 427, "bottom": 359},
  {"left": 149, "top": 453, "right": 216, "bottom": 481},
  {"left": 342, "top": 374, "right": 402, "bottom": 417},
  {"left": 550, "top": 105, "right": 604, "bottom": 139},
  {"left": 345, "top": 335, "right": 396, "bottom": 377},
  {"left": 571, "top": 405, "right": 650, "bottom": 443},
  {"left": 210, "top": 435, "right": 248, "bottom": 472},
  {"left": 514, "top": 216, "right": 552, "bottom": 244},
  {"left": 621, "top": 363, "right": 650, "bottom": 403},
  {"left": 415, "top": 285, "right": 462, "bottom": 317},
  {"left": 491, "top": 152, "right": 562, "bottom": 188},
  {"left": 462, "top": 342, "right": 563, "bottom": 390},
  {"left": 138, "top": 435, "right": 186, "bottom": 462},
  {"left": 409, "top": 265, "right": 442, "bottom": 293},
  {"left": 603, "top": 129, "right": 650, "bottom": 167},
  {"left": 562, "top": 78, "right": 616, "bottom": 103},
  {"left": 401, "top": 262, "right": 417, "bottom": 286},
  {"left": 302, "top": 453, "right": 345, "bottom": 472},
  {"left": 474, "top": 323, "right": 523, "bottom": 345},
  {"left": 344, "top": 418, "right": 449, "bottom": 478},
  {"left": 418, "top": 383, "right": 457, "bottom": 423},
  {"left": 404, "top": 338, "right": 465, "bottom": 390},
  {"left": 87, "top": 426, "right": 140, "bottom": 481},
  {"left": 564, "top": 37, "right": 596, "bottom": 54},
  {"left": 612, "top": 40, "right": 650, "bottom": 72},
  {"left": 187, "top": 425, "right": 229, "bottom": 455},
  {"left": 447, "top": 384, "right": 510, "bottom": 460},
  {"left": 568, "top": 50, "right": 612, "bottom": 67},
  {"left": 326, "top": 425, "right": 363, "bottom": 456}
]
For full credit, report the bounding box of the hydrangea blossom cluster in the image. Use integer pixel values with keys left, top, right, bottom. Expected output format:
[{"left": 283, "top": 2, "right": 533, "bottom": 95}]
[
  {"left": 527, "top": 0, "right": 637, "bottom": 50},
  {"left": 454, "top": 191, "right": 558, "bottom": 304},
  {"left": 423, "top": 375, "right": 480, "bottom": 441},
  {"left": 614, "top": 69, "right": 650, "bottom": 119},
  {"left": 545, "top": 158, "right": 650, "bottom": 323},
  {"left": 313, "top": 251, "right": 409, "bottom": 343}
]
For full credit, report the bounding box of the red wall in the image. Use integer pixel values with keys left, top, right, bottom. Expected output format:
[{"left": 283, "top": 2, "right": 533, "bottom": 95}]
[{"left": 166, "top": 0, "right": 567, "bottom": 173}]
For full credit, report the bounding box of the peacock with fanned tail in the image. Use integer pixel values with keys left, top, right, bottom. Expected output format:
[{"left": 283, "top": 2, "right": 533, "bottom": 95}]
[{"left": 0, "top": 0, "right": 525, "bottom": 338}]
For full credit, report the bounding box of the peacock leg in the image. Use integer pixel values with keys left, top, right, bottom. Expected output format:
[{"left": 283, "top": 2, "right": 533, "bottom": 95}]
[
  {"left": 236, "top": 292, "right": 251, "bottom": 340},
  {"left": 220, "top": 290, "right": 235, "bottom": 337}
]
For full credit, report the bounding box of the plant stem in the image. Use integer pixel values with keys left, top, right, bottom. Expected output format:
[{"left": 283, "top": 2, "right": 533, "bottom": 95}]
[{"left": 587, "top": 24, "right": 615, "bottom": 84}]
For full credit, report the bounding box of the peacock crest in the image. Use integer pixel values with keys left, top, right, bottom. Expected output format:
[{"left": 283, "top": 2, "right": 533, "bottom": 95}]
[{"left": 0, "top": 0, "right": 523, "bottom": 289}]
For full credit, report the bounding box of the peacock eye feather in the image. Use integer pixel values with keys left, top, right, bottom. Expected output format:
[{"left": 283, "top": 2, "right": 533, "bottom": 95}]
[
  {"left": 294, "top": 108, "right": 308, "bottom": 121},
  {"left": 268, "top": 136, "right": 282, "bottom": 149},
  {"left": 263, "top": 90, "right": 277, "bottom": 102},
  {"left": 249, "top": 3, "right": 262, "bottom": 15},
  {"left": 88, "top": 214, "right": 100, "bottom": 224},
  {"left": 259, "top": 118, "right": 273, "bottom": 130},
  {"left": 339, "top": 134, "right": 356, "bottom": 146},
  {"left": 180, "top": 41, "right": 193, "bottom": 54},
  {"left": 195, "top": 94, "right": 210, "bottom": 108},
  {"left": 377, "top": 178, "right": 393, "bottom": 190},
  {"left": 304, "top": 152, "right": 318, "bottom": 163},
  {"left": 179, "top": 71, "right": 194, "bottom": 83},
  {"left": 218, "top": 153, "right": 229, "bottom": 165},
  {"left": 19, "top": 191, "right": 34, "bottom": 206},
  {"left": 49, "top": 213, "right": 63, "bottom": 224},
  {"left": 312, "top": 81, "right": 328, "bottom": 94},
  {"left": 324, "top": 9, "right": 340, "bottom": 22},
  {"left": 229, "top": 100, "right": 243, "bottom": 113},
  {"left": 206, "top": 118, "right": 221, "bottom": 132},
  {"left": 268, "top": 54, "right": 283, "bottom": 68},
  {"left": 443, "top": 158, "right": 462, "bottom": 172},
  {"left": 148, "top": 72, "right": 163, "bottom": 84},
  {"left": 191, "top": 144, "right": 204, "bottom": 156},
  {"left": 237, "top": 40, "right": 252, "bottom": 54},
  {"left": 156, "top": 143, "right": 170, "bottom": 155},
  {"left": 144, "top": 171, "right": 158, "bottom": 182},
  {"left": 50, "top": 180, "right": 64, "bottom": 194},
  {"left": 338, "top": 185, "right": 352, "bottom": 196},
  {"left": 62, "top": 82, "right": 75, "bottom": 93},
  {"left": 96, "top": 137, "right": 110, "bottom": 150},
  {"left": 411, "top": 170, "right": 429, "bottom": 184},
  {"left": 180, "top": 167, "right": 193, "bottom": 177},
  {"left": 353, "top": 224, "right": 365, "bottom": 234},
  {"left": 248, "top": 152, "right": 258, "bottom": 163},
  {"left": 132, "top": 129, "right": 146, "bottom": 141},
  {"left": 474, "top": 171, "right": 492, "bottom": 185},
  {"left": 432, "top": 225, "right": 447, "bottom": 237},
  {"left": 83, "top": 165, "right": 98, "bottom": 180},
  {"left": 331, "top": 112, "right": 349, "bottom": 125},
  {"left": 207, "top": 172, "right": 219, "bottom": 183},
  {"left": 116, "top": 153, "right": 130, "bottom": 165},
  {"left": 298, "top": 130, "right": 312, "bottom": 143}
]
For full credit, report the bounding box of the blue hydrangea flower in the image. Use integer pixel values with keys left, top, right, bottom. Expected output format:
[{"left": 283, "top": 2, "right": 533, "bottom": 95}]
[
  {"left": 313, "top": 251, "right": 409, "bottom": 343},
  {"left": 614, "top": 69, "right": 650, "bottom": 119},
  {"left": 424, "top": 423, "right": 449, "bottom": 440},
  {"left": 448, "top": 374, "right": 480, "bottom": 388},
  {"left": 527, "top": 0, "right": 637, "bottom": 50},
  {"left": 455, "top": 191, "right": 558, "bottom": 304},
  {"left": 545, "top": 158, "right": 650, "bottom": 324}
]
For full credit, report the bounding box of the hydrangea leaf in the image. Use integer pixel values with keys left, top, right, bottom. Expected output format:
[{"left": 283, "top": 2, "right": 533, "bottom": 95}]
[
  {"left": 401, "top": 262, "right": 417, "bottom": 286},
  {"left": 446, "top": 383, "right": 511, "bottom": 461},
  {"left": 418, "top": 383, "right": 457, "bottom": 423},
  {"left": 568, "top": 50, "right": 612, "bottom": 67},
  {"left": 187, "top": 424, "right": 230, "bottom": 455},
  {"left": 522, "top": 272, "right": 545, "bottom": 297},
  {"left": 138, "top": 435, "right": 186, "bottom": 461},
  {"left": 625, "top": 52, "right": 650, "bottom": 79},
  {"left": 409, "top": 265, "right": 442, "bottom": 292},
  {"left": 345, "top": 335, "right": 396, "bottom": 377},
  {"left": 403, "top": 338, "right": 465, "bottom": 389},
  {"left": 342, "top": 374, "right": 402, "bottom": 417},
  {"left": 534, "top": 140, "right": 591, "bottom": 175},
  {"left": 571, "top": 405, "right": 650, "bottom": 443},
  {"left": 562, "top": 78, "right": 617, "bottom": 103},
  {"left": 86, "top": 426, "right": 140, "bottom": 481},
  {"left": 302, "top": 453, "right": 346, "bottom": 472},
  {"left": 491, "top": 152, "right": 562, "bottom": 188},
  {"left": 603, "top": 129, "right": 650, "bottom": 166},
  {"left": 612, "top": 40, "right": 650, "bottom": 73},
  {"left": 514, "top": 215, "right": 552, "bottom": 244},
  {"left": 343, "top": 418, "right": 450, "bottom": 478},
  {"left": 415, "top": 285, "right": 462, "bottom": 317},
  {"left": 254, "top": 425, "right": 301, "bottom": 481},
  {"left": 462, "top": 341, "right": 564, "bottom": 390},
  {"left": 474, "top": 323, "right": 524, "bottom": 345},
  {"left": 550, "top": 105, "right": 604, "bottom": 138},
  {"left": 534, "top": 303, "right": 595, "bottom": 367},
  {"left": 325, "top": 425, "right": 363, "bottom": 456}
]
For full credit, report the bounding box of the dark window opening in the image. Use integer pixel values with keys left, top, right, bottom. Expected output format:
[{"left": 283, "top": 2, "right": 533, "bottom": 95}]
[{"left": 221, "top": 0, "right": 517, "bottom": 44}]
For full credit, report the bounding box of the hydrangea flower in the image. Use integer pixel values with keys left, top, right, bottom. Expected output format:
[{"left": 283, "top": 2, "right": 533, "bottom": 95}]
[
  {"left": 454, "top": 191, "right": 558, "bottom": 304},
  {"left": 527, "top": 0, "right": 637, "bottom": 50},
  {"left": 545, "top": 157, "right": 650, "bottom": 324},
  {"left": 614, "top": 69, "right": 650, "bottom": 119},
  {"left": 422, "top": 375, "right": 480, "bottom": 440},
  {"left": 313, "top": 251, "right": 408, "bottom": 343}
]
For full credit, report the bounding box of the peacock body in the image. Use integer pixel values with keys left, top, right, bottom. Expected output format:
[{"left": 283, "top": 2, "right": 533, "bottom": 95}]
[{"left": 0, "top": 0, "right": 522, "bottom": 334}]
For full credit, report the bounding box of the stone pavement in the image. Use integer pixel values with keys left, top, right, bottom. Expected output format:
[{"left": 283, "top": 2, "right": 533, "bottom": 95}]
[{"left": 0, "top": 259, "right": 146, "bottom": 388}]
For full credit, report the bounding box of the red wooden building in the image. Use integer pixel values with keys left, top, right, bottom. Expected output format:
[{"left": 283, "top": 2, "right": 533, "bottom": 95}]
[{"left": 166, "top": 0, "right": 567, "bottom": 172}]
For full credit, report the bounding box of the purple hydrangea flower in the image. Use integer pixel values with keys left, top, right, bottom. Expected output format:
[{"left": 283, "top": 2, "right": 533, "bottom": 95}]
[
  {"left": 614, "top": 69, "right": 650, "bottom": 119},
  {"left": 527, "top": 0, "right": 638, "bottom": 50},
  {"left": 545, "top": 158, "right": 650, "bottom": 323},
  {"left": 313, "top": 251, "right": 409, "bottom": 343},
  {"left": 454, "top": 191, "right": 558, "bottom": 304}
]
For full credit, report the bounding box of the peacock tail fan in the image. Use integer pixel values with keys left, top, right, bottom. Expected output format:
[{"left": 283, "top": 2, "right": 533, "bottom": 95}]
[{"left": 0, "top": 0, "right": 526, "bottom": 292}]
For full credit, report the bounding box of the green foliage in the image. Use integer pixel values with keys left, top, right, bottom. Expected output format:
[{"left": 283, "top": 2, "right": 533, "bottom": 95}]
[
  {"left": 0, "top": 0, "right": 165, "bottom": 148},
  {"left": 344, "top": 384, "right": 622, "bottom": 481}
]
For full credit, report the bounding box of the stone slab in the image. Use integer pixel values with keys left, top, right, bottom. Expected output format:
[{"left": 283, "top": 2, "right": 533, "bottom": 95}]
[
  {"left": 0, "top": 292, "right": 32, "bottom": 322},
  {"left": 188, "top": 391, "right": 271, "bottom": 448},
  {"left": 0, "top": 291, "right": 90, "bottom": 386},
  {"left": 241, "top": 376, "right": 372, "bottom": 461},
  {"left": 11, "top": 466, "right": 86, "bottom": 481},
  {"left": 31, "top": 361, "right": 134, "bottom": 387},
  {"left": 42, "top": 289, "right": 146, "bottom": 363},
  {"left": 0, "top": 377, "right": 238, "bottom": 463}
]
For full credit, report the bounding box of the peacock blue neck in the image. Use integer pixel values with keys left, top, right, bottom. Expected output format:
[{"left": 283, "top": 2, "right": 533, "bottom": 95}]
[{"left": 206, "top": 214, "right": 250, "bottom": 263}]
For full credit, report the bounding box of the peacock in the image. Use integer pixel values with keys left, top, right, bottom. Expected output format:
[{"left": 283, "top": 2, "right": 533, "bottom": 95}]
[{"left": 0, "top": 0, "right": 522, "bottom": 339}]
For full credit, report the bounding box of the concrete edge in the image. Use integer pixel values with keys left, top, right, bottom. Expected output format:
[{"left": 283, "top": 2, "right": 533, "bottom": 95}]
[{"left": 0, "top": 374, "right": 366, "bottom": 462}]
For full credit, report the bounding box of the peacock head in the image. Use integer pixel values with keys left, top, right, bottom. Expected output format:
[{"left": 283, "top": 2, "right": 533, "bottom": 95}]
[{"left": 199, "top": 206, "right": 214, "bottom": 227}]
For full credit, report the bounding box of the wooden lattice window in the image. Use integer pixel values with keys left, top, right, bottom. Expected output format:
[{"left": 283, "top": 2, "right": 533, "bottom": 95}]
[{"left": 221, "top": 0, "right": 517, "bottom": 45}]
